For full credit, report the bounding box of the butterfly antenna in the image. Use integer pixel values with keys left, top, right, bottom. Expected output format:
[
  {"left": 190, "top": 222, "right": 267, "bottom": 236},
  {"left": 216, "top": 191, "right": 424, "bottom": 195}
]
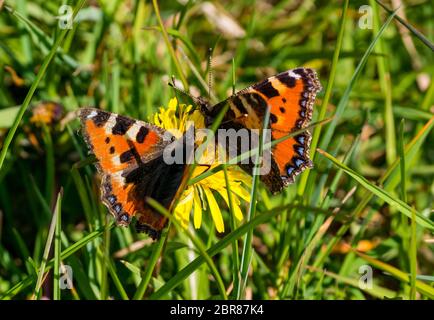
[
  {"left": 170, "top": 75, "right": 181, "bottom": 102},
  {"left": 169, "top": 78, "right": 191, "bottom": 100},
  {"left": 168, "top": 77, "right": 205, "bottom": 107}
]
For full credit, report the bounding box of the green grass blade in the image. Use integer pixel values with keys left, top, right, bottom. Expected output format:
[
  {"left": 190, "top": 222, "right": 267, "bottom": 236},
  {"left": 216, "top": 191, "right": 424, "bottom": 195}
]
[
  {"left": 6, "top": 3, "right": 79, "bottom": 69},
  {"left": 0, "top": 0, "right": 87, "bottom": 170},
  {"left": 371, "top": 0, "right": 396, "bottom": 165},
  {"left": 319, "top": 9, "right": 397, "bottom": 151},
  {"left": 147, "top": 198, "right": 228, "bottom": 300},
  {"left": 133, "top": 229, "right": 169, "bottom": 300},
  {"left": 356, "top": 251, "right": 434, "bottom": 299},
  {"left": 152, "top": 0, "right": 188, "bottom": 90},
  {"left": 16, "top": 0, "right": 33, "bottom": 64},
  {"left": 398, "top": 119, "right": 407, "bottom": 203},
  {"left": 106, "top": 258, "right": 129, "bottom": 300},
  {"left": 100, "top": 216, "right": 111, "bottom": 300},
  {"left": 421, "top": 77, "right": 434, "bottom": 111},
  {"left": 0, "top": 106, "right": 20, "bottom": 128},
  {"left": 96, "top": 246, "right": 129, "bottom": 300},
  {"left": 317, "top": 148, "right": 434, "bottom": 231},
  {"left": 237, "top": 106, "right": 270, "bottom": 299},
  {"left": 70, "top": 167, "right": 95, "bottom": 231},
  {"left": 165, "top": 28, "right": 201, "bottom": 70},
  {"left": 188, "top": 118, "right": 332, "bottom": 186},
  {"left": 226, "top": 58, "right": 240, "bottom": 298},
  {"left": 10, "top": 228, "right": 31, "bottom": 271},
  {"left": 53, "top": 189, "right": 63, "bottom": 300},
  {"left": 309, "top": 266, "right": 403, "bottom": 299},
  {"left": 150, "top": 212, "right": 278, "bottom": 299},
  {"left": 375, "top": 0, "right": 434, "bottom": 50},
  {"left": 280, "top": 216, "right": 334, "bottom": 298},
  {"left": 42, "top": 125, "right": 54, "bottom": 205},
  {"left": 393, "top": 106, "right": 433, "bottom": 121},
  {"left": 33, "top": 190, "right": 61, "bottom": 299},
  {"left": 223, "top": 165, "right": 240, "bottom": 298},
  {"left": 383, "top": 117, "right": 434, "bottom": 191},
  {"left": 150, "top": 204, "right": 326, "bottom": 299},
  {"left": 297, "top": 0, "right": 349, "bottom": 194},
  {"left": 311, "top": 117, "right": 434, "bottom": 272},
  {"left": 1, "top": 223, "right": 111, "bottom": 299},
  {"left": 409, "top": 208, "right": 417, "bottom": 300}
]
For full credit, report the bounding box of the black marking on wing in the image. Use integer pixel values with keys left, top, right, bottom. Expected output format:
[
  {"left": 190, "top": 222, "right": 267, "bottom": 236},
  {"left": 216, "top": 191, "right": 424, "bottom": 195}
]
[
  {"left": 112, "top": 115, "right": 135, "bottom": 135},
  {"left": 254, "top": 80, "right": 279, "bottom": 98},
  {"left": 232, "top": 96, "right": 248, "bottom": 115},
  {"left": 277, "top": 73, "right": 296, "bottom": 88},
  {"left": 106, "top": 194, "right": 117, "bottom": 204},
  {"left": 295, "top": 119, "right": 304, "bottom": 129},
  {"left": 244, "top": 92, "right": 267, "bottom": 117},
  {"left": 136, "top": 126, "right": 149, "bottom": 143},
  {"left": 286, "top": 163, "right": 295, "bottom": 176},
  {"left": 123, "top": 154, "right": 186, "bottom": 210},
  {"left": 294, "top": 145, "right": 304, "bottom": 156},
  {"left": 120, "top": 149, "right": 135, "bottom": 163},
  {"left": 135, "top": 223, "right": 160, "bottom": 240},
  {"left": 117, "top": 213, "right": 130, "bottom": 224},
  {"left": 295, "top": 134, "right": 305, "bottom": 145},
  {"left": 293, "top": 68, "right": 306, "bottom": 77},
  {"left": 121, "top": 140, "right": 143, "bottom": 164},
  {"left": 113, "top": 203, "right": 122, "bottom": 214},
  {"left": 103, "top": 180, "right": 112, "bottom": 194},
  {"left": 93, "top": 111, "right": 110, "bottom": 127}
]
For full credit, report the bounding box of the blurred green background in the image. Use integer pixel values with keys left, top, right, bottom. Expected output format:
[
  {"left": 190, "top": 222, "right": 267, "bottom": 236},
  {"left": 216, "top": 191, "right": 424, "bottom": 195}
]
[{"left": 0, "top": 0, "right": 433, "bottom": 300}]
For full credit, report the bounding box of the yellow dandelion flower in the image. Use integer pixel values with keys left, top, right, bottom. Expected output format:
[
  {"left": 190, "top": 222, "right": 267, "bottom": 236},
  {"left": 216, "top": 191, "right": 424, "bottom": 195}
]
[
  {"left": 152, "top": 97, "right": 251, "bottom": 233},
  {"left": 153, "top": 97, "right": 205, "bottom": 138}
]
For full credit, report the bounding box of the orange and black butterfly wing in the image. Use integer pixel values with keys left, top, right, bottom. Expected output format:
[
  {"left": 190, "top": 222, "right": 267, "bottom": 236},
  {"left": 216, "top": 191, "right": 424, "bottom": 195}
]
[
  {"left": 210, "top": 68, "right": 321, "bottom": 193},
  {"left": 79, "top": 108, "right": 185, "bottom": 239}
]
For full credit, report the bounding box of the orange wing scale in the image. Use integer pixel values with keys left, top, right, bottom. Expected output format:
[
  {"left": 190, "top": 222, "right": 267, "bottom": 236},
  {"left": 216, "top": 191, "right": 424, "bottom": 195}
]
[
  {"left": 84, "top": 118, "right": 160, "bottom": 173},
  {"left": 79, "top": 108, "right": 176, "bottom": 239},
  {"left": 251, "top": 76, "right": 308, "bottom": 177},
  {"left": 214, "top": 68, "right": 321, "bottom": 193}
]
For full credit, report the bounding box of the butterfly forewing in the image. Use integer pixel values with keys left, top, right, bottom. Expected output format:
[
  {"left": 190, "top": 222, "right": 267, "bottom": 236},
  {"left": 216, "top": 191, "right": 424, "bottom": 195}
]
[{"left": 79, "top": 108, "right": 181, "bottom": 239}]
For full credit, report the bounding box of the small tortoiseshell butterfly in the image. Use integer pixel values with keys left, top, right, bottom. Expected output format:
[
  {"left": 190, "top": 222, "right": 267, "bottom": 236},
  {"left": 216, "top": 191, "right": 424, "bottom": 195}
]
[
  {"left": 79, "top": 108, "right": 189, "bottom": 239},
  {"left": 198, "top": 67, "right": 321, "bottom": 194},
  {"left": 79, "top": 67, "right": 321, "bottom": 239}
]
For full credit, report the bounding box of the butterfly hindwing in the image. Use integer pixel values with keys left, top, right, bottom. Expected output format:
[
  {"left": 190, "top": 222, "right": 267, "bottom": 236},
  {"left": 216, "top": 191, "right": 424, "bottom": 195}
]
[
  {"left": 209, "top": 68, "right": 321, "bottom": 193},
  {"left": 79, "top": 108, "right": 183, "bottom": 239}
]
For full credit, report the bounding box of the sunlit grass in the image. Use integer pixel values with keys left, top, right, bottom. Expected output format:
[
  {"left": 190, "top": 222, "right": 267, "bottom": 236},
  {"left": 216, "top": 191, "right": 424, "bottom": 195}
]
[{"left": 0, "top": 0, "right": 433, "bottom": 300}]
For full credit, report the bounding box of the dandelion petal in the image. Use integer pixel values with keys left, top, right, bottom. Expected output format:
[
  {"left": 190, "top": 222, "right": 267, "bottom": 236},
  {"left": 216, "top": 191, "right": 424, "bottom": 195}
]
[
  {"left": 193, "top": 187, "right": 203, "bottom": 229},
  {"left": 203, "top": 187, "right": 225, "bottom": 233}
]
